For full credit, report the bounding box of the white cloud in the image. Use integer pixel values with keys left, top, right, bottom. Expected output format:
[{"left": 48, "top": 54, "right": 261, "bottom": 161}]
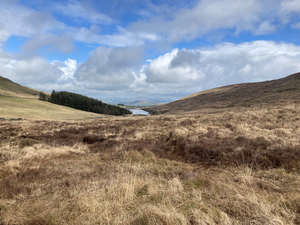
[
  {"left": 53, "top": 0, "right": 114, "bottom": 25},
  {"left": 0, "top": 1, "right": 148, "bottom": 53},
  {"left": 3, "top": 1, "right": 300, "bottom": 102},
  {"left": 280, "top": 0, "right": 300, "bottom": 15},
  {"left": 0, "top": 2, "right": 66, "bottom": 42},
  {"left": 143, "top": 41, "right": 300, "bottom": 94},
  {"left": 0, "top": 1, "right": 73, "bottom": 54},
  {"left": 1, "top": 40, "right": 300, "bottom": 102},
  {"left": 36, "top": 41, "right": 300, "bottom": 99},
  {"left": 74, "top": 46, "right": 143, "bottom": 90},
  {"left": 70, "top": 40, "right": 300, "bottom": 99},
  {"left": 129, "top": 67, "right": 148, "bottom": 91},
  {"left": 23, "top": 34, "right": 74, "bottom": 53},
  {"left": 253, "top": 21, "right": 277, "bottom": 35},
  {"left": 0, "top": 42, "right": 64, "bottom": 87},
  {"left": 130, "top": 0, "right": 280, "bottom": 43},
  {"left": 280, "top": 0, "right": 300, "bottom": 26},
  {"left": 72, "top": 26, "right": 149, "bottom": 47},
  {"left": 1, "top": 56, "right": 63, "bottom": 86},
  {"left": 146, "top": 48, "right": 204, "bottom": 84},
  {"left": 1, "top": 0, "right": 294, "bottom": 54},
  {"left": 59, "top": 59, "right": 77, "bottom": 81},
  {"left": 2, "top": 0, "right": 300, "bottom": 56},
  {"left": 0, "top": 46, "right": 80, "bottom": 93},
  {"left": 291, "top": 22, "right": 300, "bottom": 28},
  {"left": 90, "top": 24, "right": 102, "bottom": 34}
]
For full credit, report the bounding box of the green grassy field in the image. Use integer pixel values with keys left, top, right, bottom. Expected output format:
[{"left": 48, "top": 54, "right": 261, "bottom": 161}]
[{"left": 0, "top": 96, "right": 108, "bottom": 120}]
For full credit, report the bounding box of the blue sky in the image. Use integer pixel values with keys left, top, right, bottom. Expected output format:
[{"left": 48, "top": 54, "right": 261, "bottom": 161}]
[{"left": 1, "top": 0, "right": 300, "bottom": 103}]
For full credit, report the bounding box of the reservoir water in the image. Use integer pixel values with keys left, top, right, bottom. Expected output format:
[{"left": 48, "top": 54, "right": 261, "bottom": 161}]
[{"left": 129, "top": 109, "right": 150, "bottom": 115}]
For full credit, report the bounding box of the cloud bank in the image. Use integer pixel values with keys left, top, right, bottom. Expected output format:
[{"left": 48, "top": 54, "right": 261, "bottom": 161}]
[
  {"left": 3, "top": 40, "right": 299, "bottom": 101},
  {"left": 1, "top": 0, "right": 300, "bottom": 102}
]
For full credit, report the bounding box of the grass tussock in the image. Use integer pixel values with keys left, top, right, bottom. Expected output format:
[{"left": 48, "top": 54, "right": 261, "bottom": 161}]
[{"left": 1, "top": 102, "right": 300, "bottom": 224}]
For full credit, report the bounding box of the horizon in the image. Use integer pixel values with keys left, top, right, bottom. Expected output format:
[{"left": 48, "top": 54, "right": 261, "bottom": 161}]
[{"left": 1, "top": 0, "right": 300, "bottom": 103}]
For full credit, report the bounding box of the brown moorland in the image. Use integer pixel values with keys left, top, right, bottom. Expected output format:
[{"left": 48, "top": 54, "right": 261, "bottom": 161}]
[
  {"left": 146, "top": 72, "right": 300, "bottom": 115},
  {"left": 1, "top": 102, "right": 300, "bottom": 224}
]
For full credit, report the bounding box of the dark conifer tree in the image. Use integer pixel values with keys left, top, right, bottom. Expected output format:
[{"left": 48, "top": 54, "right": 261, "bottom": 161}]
[{"left": 49, "top": 90, "right": 132, "bottom": 116}]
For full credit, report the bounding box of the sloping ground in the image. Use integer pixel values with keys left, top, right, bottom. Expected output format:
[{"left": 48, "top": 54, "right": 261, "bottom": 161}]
[
  {"left": 0, "top": 76, "right": 111, "bottom": 120},
  {"left": 1, "top": 103, "right": 300, "bottom": 224},
  {"left": 0, "top": 96, "right": 108, "bottom": 120},
  {"left": 0, "top": 76, "right": 45, "bottom": 98},
  {"left": 146, "top": 72, "right": 300, "bottom": 114}
]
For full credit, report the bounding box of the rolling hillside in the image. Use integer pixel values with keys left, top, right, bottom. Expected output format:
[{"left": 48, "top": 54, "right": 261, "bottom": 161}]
[
  {"left": 0, "top": 76, "right": 111, "bottom": 120},
  {"left": 0, "top": 96, "right": 106, "bottom": 120},
  {"left": 0, "top": 76, "right": 46, "bottom": 98},
  {"left": 146, "top": 72, "right": 300, "bottom": 114}
]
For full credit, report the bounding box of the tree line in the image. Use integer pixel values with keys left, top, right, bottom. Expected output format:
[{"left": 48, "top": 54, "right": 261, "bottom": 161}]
[{"left": 39, "top": 90, "right": 132, "bottom": 116}]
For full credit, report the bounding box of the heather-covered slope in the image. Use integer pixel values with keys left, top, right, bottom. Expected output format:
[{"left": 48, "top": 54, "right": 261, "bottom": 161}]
[{"left": 146, "top": 72, "right": 300, "bottom": 114}]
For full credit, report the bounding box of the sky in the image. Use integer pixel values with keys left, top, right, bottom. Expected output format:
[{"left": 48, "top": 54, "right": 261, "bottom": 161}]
[{"left": 1, "top": 0, "right": 300, "bottom": 103}]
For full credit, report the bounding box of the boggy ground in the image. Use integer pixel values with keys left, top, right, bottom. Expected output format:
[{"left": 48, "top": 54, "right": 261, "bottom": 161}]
[{"left": 1, "top": 103, "right": 300, "bottom": 224}]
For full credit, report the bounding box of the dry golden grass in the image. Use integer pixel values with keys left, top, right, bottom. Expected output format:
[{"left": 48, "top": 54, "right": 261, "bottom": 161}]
[
  {"left": 0, "top": 96, "right": 110, "bottom": 120},
  {"left": 0, "top": 75, "right": 44, "bottom": 99},
  {"left": 1, "top": 102, "right": 300, "bottom": 224}
]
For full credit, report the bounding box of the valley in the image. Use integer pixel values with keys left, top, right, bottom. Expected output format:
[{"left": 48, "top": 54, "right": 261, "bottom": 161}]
[
  {"left": 1, "top": 75, "right": 300, "bottom": 224},
  {"left": 2, "top": 1, "right": 300, "bottom": 224}
]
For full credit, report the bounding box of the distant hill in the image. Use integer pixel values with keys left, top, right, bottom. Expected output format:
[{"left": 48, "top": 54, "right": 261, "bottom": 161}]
[
  {"left": 146, "top": 72, "right": 300, "bottom": 114},
  {"left": 125, "top": 100, "right": 161, "bottom": 107},
  {"left": 0, "top": 76, "right": 47, "bottom": 98}
]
